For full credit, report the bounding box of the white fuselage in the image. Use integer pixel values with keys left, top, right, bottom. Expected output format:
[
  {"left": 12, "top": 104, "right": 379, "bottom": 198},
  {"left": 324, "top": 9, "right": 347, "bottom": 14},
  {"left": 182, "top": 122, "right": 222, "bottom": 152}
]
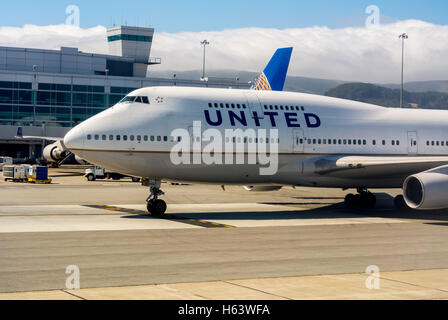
[{"left": 64, "top": 86, "right": 448, "bottom": 189}]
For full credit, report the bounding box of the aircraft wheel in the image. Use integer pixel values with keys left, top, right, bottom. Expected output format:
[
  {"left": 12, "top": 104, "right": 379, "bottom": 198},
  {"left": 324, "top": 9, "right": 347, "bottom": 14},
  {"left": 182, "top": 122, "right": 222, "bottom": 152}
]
[
  {"left": 394, "top": 195, "right": 408, "bottom": 211},
  {"left": 147, "top": 199, "right": 167, "bottom": 217},
  {"left": 345, "top": 194, "right": 357, "bottom": 207},
  {"left": 361, "top": 192, "right": 376, "bottom": 208}
]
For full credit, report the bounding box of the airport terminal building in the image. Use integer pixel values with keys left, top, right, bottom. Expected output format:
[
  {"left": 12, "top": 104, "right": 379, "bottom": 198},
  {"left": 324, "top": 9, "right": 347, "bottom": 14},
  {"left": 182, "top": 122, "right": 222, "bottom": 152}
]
[{"left": 0, "top": 26, "right": 247, "bottom": 162}]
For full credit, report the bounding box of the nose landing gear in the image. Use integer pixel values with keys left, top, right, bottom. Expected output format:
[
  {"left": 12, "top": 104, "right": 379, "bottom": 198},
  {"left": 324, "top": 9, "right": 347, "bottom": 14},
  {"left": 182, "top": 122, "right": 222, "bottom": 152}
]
[{"left": 146, "top": 180, "right": 167, "bottom": 217}]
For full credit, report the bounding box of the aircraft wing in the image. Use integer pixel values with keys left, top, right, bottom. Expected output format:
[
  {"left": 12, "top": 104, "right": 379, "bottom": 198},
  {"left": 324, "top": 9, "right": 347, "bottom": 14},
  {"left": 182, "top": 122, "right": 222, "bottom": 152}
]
[
  {"left": 311, "top": 155, "right": 448, "bottom": 179},
  {"left": 15, "top": 127, "right": 62, "bottom": 142}
]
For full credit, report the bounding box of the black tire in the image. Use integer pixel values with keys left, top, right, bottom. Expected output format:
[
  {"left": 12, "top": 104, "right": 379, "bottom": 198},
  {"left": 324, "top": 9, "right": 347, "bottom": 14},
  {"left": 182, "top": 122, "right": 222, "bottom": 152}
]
[
  {"left": 394, "top": 195, "right": 408, "bottom": 211},
  {"left": 147, "top": 199, "right": 167, "bottom": 217},
  {"left": 361, "top": 193, "right": 377, "bottom": 208},
  {"left": 132, "top": 177, "right": 141, "bottom": 183},
  {"left": 87, "top": 174, "right": 95, "bottom": 182},
  {"left": 345, "top": 194, "right": 357, "bottom": 207}
]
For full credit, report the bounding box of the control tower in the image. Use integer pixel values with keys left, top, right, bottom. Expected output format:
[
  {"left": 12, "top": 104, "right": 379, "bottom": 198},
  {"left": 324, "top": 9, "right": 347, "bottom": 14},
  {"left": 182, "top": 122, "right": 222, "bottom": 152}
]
[{"left": 107, "top": 26, "right": 160, "bottom": 77}]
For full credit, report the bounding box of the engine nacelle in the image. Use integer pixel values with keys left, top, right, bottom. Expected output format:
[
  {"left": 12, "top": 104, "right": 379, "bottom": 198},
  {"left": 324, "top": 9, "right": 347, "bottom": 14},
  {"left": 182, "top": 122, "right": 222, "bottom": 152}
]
[
  {"left": 403, "top": 165, "right": 448, "bottom": 210},
  {"left": 244, "top": 186, "right": 283, "bottom": 192},
  {"left": 43, "top": 141, "right": 68, "bottom": 162}
]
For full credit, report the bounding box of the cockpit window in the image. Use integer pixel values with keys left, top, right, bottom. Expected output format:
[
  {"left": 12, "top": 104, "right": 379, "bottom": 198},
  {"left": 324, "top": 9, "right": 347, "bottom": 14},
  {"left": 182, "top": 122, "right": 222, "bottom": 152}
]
[
  {"left": 119, "top": 96, "right": 137, "bottom": 103},
  {"left": 119, "top": 95, "right": 150, "bottom": 104}
]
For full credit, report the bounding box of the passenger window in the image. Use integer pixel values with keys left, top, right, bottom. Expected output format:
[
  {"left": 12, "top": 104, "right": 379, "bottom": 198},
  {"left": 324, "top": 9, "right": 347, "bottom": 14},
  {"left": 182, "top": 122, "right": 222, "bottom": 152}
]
[
  {"left": 397, "top": 140, "right": 400, "bottom": 146},
  {"left": 123, "top": 135, "right": 128, "bottom": 141},
  {"left": 373, "top": 140, "right": 376, "bottom": 145},
  {"left": 95, "top": 135, "right": 99, "bottom": 141},
  {"left": 130, "top": 135, "right": 135, "bottom": 141},
  {"left": 109, "top": 135, "right": 114, "bottom": 141},
  {"left": 102, "top": 135, "right": 107, "bottom": 141},
  {"left": 242, "top": 104, "right": 247, "bottom": 109},
  {"left": 214, "top": 103, "right": 219, "bottom": 108},
  {"left": 144, "top": 136, "right": 148, "bottom": 141},
  {"left": 382, "top": 140, "right": 386, "bottom": 145},
  {"left": 116, "top": 135, "right": 121, "bottom": 141},
  {"left": 208, "top": 103, "right": 213, "bottom": 108},
  {"left": 137, "top": 135, "right": 142, "bottom": 142},
  {"left": 87, "top": 135, "right": 92, "bottom": 140},
  {"left": 164, "top": 136, "right": 168, "bottom": 142},
  {"left": 150, "top": 136, "right": 155, "bottom": 142},
  {"left": 157, "top": 136, "right": 162, "bottom": 142}
]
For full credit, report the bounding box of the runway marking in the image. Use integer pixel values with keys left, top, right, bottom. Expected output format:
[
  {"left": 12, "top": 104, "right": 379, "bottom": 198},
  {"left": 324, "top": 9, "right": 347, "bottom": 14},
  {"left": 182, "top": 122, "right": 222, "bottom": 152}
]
[{"left": 84, "top": 205, "right": 235, "bottom": 229}]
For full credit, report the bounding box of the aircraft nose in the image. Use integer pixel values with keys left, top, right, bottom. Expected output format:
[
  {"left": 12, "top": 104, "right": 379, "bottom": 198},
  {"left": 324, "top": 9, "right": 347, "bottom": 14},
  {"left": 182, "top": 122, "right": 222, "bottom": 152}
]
[{"left": 64, "top": 125, "right": 85, "bottom": 150}]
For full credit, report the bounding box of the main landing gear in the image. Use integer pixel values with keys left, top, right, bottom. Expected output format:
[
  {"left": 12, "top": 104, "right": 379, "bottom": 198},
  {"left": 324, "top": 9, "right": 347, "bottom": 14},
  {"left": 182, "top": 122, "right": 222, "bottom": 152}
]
[
  {"left": 393, "top": 195, "right": 410, "bottom": 211},
  {"left": 146, "top": 180, "right": 167, "bottom": 217},
  {"left": 344, "top": 188, "right": 377, "bottom": 208}
]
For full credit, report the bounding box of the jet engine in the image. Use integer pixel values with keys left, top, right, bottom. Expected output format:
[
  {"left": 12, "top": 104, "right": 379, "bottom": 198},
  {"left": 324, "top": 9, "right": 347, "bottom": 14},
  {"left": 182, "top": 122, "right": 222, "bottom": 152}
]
[
  {"left": 43, "top": 141, "right": 69, "bottom": 163},
  {"left": 403, "top": 165, "right": 448, "bottom": 210},
  {"left": 244, "top": 186, "right": 283, "bottom": 192},
  {"left": 42, "top": 141, "right": 88, "bottom": 165}
]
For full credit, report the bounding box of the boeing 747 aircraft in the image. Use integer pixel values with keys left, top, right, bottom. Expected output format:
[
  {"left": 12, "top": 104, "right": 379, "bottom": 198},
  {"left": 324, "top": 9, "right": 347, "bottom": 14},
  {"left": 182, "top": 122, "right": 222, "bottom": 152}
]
[{"left": 63, "top": 48, "right": 448, "bottom": 216}]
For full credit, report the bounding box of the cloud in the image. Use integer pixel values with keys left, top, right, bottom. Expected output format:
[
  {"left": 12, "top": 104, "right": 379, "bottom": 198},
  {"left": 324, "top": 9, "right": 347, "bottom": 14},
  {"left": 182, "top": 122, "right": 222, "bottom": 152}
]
[{"left": 0, "top": 20, "right": 447, "bottom": 83}]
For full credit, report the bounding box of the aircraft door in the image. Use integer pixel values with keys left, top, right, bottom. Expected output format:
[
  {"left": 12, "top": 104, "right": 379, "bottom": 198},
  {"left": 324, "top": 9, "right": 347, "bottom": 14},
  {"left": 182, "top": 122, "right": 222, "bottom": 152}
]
[
  {"left": 188, "top": 125, "right": 203, "bottom": 154},
  {"left": 407, "top": 131, "right": 418, "bottom": 155},
  {"left": 293, "top": 129, "right": 305, "bottom": 153},
  {"left": 244, "top": 92, "right": 265, "bottom": 122}
]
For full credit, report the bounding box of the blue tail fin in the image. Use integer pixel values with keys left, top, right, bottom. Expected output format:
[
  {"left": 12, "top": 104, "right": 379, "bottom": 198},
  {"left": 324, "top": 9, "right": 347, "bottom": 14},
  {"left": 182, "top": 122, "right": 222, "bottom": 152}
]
[
  {"left": 16, "top": 127, "right": 23, "bottom": 138},
  {"left": 252, "top": 47, "right": 293, "bottom": 91}
]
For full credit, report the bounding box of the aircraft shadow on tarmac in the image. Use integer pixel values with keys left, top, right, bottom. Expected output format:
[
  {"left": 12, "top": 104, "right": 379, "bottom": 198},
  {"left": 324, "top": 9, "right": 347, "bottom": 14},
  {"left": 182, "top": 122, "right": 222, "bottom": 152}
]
[{"left": 119, "top": 192, "right": 448, "bottom": 225}]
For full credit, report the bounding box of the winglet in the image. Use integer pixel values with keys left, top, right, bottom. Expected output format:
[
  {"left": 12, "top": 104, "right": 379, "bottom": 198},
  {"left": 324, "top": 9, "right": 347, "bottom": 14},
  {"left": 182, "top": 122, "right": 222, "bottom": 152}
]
[
  {"left": 252, "top": 47, "right": 293, "bottom": 91},
  {"left": 16, "top": 127, "right": 23, "bottom": 139}
]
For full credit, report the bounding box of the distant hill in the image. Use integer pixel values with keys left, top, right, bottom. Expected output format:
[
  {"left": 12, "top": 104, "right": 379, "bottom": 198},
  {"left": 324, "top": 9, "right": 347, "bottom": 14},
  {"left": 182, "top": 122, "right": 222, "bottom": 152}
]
[
  {"left": 148, "top": 69, "right": 345, "bottom": 95},
  {"left": 325, "top": 83, "right": 448, "bottom": 109},
  {"left": 148, "top": 69, "right": 448, "bottom": 96},
  {"left": 382, "top": 80, "right": 448, "bottom": 93}
]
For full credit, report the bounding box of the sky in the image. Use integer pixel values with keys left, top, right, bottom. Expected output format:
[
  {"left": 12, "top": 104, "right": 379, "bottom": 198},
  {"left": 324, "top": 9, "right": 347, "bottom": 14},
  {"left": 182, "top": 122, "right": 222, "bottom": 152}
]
[{"left": 1, "top": 0, "right": 448, "bottom": 83}]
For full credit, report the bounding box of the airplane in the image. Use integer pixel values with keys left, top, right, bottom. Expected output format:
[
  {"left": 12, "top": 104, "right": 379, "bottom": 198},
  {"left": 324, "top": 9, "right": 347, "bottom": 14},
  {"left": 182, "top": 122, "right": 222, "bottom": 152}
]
[{"left": 63, "top": 47, "right": 448, "bottom": 217}]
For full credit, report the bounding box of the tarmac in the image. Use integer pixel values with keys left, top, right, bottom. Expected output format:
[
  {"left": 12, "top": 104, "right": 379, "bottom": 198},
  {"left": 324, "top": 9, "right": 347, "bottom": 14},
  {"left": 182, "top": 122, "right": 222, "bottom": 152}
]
[{"left": 1, "top": 166, "right": 448, "bottom": 299}]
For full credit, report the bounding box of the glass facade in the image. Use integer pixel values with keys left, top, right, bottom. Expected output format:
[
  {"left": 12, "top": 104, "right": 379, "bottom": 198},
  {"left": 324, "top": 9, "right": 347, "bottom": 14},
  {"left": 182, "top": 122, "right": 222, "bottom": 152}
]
[{"left": 0, "top": 81, "right": 137, "bottom": 127}]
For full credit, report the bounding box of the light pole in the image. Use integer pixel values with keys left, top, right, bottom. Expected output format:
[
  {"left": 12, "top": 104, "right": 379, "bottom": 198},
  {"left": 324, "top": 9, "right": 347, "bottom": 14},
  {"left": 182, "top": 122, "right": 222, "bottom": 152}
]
[
  {"left": 200, "top": 40, "right": 210, "bottom": 80},
  {"left": 399, "top": 33, "right": 408, "bottom": 108}
]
